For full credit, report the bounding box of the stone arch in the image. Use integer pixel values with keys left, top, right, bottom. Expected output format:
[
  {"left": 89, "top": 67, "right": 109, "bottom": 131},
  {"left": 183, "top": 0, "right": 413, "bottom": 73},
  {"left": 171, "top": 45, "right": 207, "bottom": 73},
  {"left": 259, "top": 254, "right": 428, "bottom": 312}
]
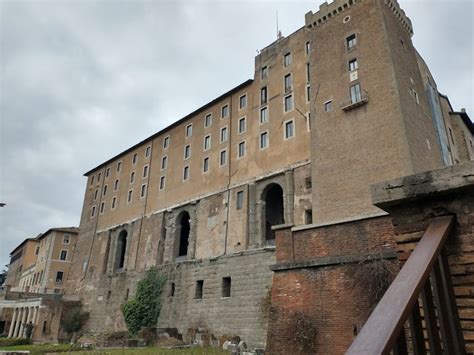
[
  {"left": 261, "top": 183, "right": 285, "bottom": 244},
  {"left": 115, "top": 229, "right": 128, "bottom": 270},
  {"left": 175, "top": 211, "right": 191, "bottom": 259}
]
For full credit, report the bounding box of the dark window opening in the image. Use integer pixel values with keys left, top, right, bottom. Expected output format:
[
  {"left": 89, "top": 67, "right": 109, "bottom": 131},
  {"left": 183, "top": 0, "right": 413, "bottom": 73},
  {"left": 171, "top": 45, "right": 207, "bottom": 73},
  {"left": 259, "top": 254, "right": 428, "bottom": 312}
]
[
  {"left": 305, "top": 210, "right": 313, "bottom": 225},
  {"left": 116, "top": 230, "right": 128, "bottom": 270},
  {"left": 195, "top": 280, "right": 203, "bottom": 299},
  {"left": 125, "top": 288, "right": 129, "bottom": 300},
  {"left": 263, "top": 184, "right": 284, "bottom": 243},
  {"left": 177, "top": 211, "right": 190, "bottom": 257},
  {"left": 107, "top": 290, "right": 112, "bottom": 300},
  {"left": 42, "top": 321, "right": 47, "bottom": 334},
  {"left": 170, "top": 283, "right": 175, "bottom": 297},
  {"left": 222, "top": 277, "right": 231, "bottom": 298},
  {"left": 305, "top": 177, "right": 312, "bottom": 189},
  {"left": 55, "top": 271, "right": 64, "bottom": 283}
]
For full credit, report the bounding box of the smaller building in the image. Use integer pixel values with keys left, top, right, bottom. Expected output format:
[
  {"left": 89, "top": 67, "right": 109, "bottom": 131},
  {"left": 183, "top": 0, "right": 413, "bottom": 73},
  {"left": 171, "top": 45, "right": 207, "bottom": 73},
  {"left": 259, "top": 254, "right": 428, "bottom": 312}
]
[{"left": 0, "top": 227, "right": 78, "bottom": 340}]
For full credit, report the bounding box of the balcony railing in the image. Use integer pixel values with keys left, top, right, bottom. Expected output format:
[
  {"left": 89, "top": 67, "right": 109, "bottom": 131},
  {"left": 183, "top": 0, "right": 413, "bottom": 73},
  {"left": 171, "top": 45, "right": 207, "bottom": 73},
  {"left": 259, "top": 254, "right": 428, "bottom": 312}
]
[
  {"left": 347, "top": 215, "right": 466, "bottom": 355},
  {"left": 341, "top": 90, "right": 369, "bottom": 111}
]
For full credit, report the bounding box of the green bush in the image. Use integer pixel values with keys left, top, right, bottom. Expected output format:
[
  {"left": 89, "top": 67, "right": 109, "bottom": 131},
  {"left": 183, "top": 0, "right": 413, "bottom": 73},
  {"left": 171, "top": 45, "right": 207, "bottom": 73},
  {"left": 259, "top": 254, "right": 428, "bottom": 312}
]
[
  {"left": 62, "top": 307, "right": 89, "bottom": 335},
  {"left": 121, "top": 267, "right": 166, "bottom": 335},
  {"left": 0, "top": 337, "right": 32, "bottom": 347}
]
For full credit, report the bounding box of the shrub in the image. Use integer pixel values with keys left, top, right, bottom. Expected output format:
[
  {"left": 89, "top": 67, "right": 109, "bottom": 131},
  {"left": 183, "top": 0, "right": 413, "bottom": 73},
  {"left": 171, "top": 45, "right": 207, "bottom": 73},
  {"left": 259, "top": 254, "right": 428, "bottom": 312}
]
[
  {"left": 61, "top": 306, "right": 89, "bottom": 335},
  {"left": 121, "top": 267, "right": 166, "bottom": 335},
  {"left": 0, "top": 337, "right": 32, "bottom": 346}
]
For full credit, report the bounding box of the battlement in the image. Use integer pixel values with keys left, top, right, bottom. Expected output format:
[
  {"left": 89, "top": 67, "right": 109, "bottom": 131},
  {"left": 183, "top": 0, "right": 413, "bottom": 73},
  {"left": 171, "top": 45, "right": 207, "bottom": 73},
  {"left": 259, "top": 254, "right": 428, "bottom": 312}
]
[
  {"left": 305, "top": 0, "right": 358, "bottom": 28},
  {"left": 384, "top": 0, "right": 413, "bottom": 36},
  {"left": 305, "top": 0, "right": 413, "bottom": 37}
]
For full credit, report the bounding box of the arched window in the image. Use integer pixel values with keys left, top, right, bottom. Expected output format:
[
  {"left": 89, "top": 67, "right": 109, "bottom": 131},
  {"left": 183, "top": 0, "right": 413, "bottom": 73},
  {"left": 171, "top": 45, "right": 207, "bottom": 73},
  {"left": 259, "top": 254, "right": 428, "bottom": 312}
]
[
  {"left": 262, "top": 183, "right": 284, "bottom": 243},
  {"left": 116, "top": 230, "right": 128, "bottom": 270},
  {"left": 176, "top": 211, "right": 190, "bottom": 258}
]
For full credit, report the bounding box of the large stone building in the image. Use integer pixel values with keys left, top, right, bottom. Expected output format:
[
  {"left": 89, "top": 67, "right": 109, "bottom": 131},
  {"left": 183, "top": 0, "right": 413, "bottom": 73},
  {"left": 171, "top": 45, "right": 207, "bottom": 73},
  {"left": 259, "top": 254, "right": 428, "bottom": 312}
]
[{"left": 65, "top": 0, "right": 473, "bottom": 350}]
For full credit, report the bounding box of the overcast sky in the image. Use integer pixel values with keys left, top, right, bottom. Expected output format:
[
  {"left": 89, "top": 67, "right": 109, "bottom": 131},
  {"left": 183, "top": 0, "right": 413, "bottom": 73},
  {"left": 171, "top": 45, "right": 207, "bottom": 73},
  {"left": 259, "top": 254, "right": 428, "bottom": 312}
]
[{"left": 0, "top": 0, "right": 472, "bottom": 271}]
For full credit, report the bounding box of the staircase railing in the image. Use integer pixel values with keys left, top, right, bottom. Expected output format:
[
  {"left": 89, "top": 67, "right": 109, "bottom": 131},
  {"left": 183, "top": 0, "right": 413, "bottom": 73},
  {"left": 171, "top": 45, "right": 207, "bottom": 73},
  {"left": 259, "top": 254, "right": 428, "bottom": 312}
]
[{"left": 347, "top": 215, "right": 466, "bottom": 355}]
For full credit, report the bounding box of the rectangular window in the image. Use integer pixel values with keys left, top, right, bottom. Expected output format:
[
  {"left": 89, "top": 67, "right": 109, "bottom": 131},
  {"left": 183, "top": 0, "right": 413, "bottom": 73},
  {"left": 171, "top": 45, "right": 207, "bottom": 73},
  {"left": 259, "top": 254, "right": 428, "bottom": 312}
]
[
  {"left": 90, "top": 175, "right": 95, "bottom": 186},
  {"left": 305, "top": 176, "right": 312, "bottom": 189},
  {"left": 350, "top": 83, "right": 362, "bottom": 104},
  {"left": 324, "top": 100, "right": 333, "bottom": 112},
  {"left": 220, "top": 150, "right": 227, "bottom": 166},
  {"left": 305, "top": 41, "right": 310, "bottom": 55},
  {"left": 284, "top": 73, "right": 292, "bottom": 93},
  {"left": 159, "top": 176, "right": 166, "bottom": 190},
  {"left": 91, "top": 206, "right": 96, "bottom": 218},
  {"left": 203, "top": 157, "right": 209, "bottom": 173},
  {"left": 105, "top": 167, "right": 110, "bottom": 178},
  {"left": 221, "top": 104, "right": 229, "bottom": 118},
  {"left": 132, "top": 153, "right": 137, "bottom": 164},
  {"left": 55, "top": 271, "right": 64, "bottom": 283},
  {"left": 260, "top": 131, "right": 269, "bottom": 149},
  {"left": 63, "top": 235, "right": 70, "bottom": 244},
  {"left": 261, "top": 66, "right": 268, "bottom": 80},
  {"left": 98, "top": 172, "right": 101, "bottom": 181},
  {"left": 127, "top": 190, "right": 133, "bottom": 203},
  {"left": 238, "top": 117, "right": 246, "bottom": 134},
  {"left": 185, "top": 124, "right": 192, "bottom": 137},
  {"left": 170, "top": 283, "right": 175, "bottom": 297},
  {"left": 220, "top": 126, "right": 228, "bottom": 143},
  {"left": 349, "top": 58, "right": 358, "bottom": 71},
  {"left": 114, "top": 179, "right": 119, "bottom": 191},
  {"left": 184, "top": 145, "right": 191, "bottom": 159},
  {"left": 143, "top": 165, "right": 149, "bottom": 178},
  {"left": 284, "top": 95, "right": 293, "bottom": 112},
  {"left": 195, "top": 280, "right": 203, "bottom": 299},
  {"left": 284, "top": 52, "right": 292, "bottom": 67},
  {"left": 236, "top": 191, "right": 244, "bottom": 210},
  {"left": 140, "top": 184, "right": 147, "bottom": 198},
  {"left": 238, "top": 141, "right": 246, "bottom": 158},
  {"left": 306, "top": 62, "right": 310, "bottom": 82},
  {"left": 102, "top": 185, "right": 108, "bottom": 196},
  {"left": 204, "top": 113, "right": 212, "bottom": 128},
  {"left": 260, "top": 86, "right": 267, "bottom": 105},
  {"left": 161, "top": 156, "right": 168, "bottom": 170},
  {"left": 112, "top": 196, "right": 117, "bottom": 209},
  {"left": 163, "top": 136, "right": 170, "bottom": 149},
  {"left": 285, "top": 120, "right": 295, "bottom": 139},
  {"left": 204, "top": 135, "right": 211, "bottom": 150},
  {"left": 260, "top": 106, "right": 268, "bottom": 124},
  {"left": 100, "top": 202, "right": 105, "bottom": 214},
  {"left": 130, "top": 172, "right": 135, "bottom": 184},
  {"left": 239, "top": 94, "right": 247, "bottom": 109},
  {"left": 346, "top": 34, "right": 357, "bottom": 50},
  {"left": 305, "top": 209, "right": 313, "bottom": 224},
  {"left": 94, "top": 189, "right": 99, "bottom": 200},
  {"left": 117, "top": 161, "right": 122, "bottom": 172},
  {"left": 145, "top": 146, "right": 151, "bottom": 158},
  {"left": 183, "top": 166, "right": 189, "bottom": 181},
  {"left": 306, "top": 85, "right": 311, "bottom": 102},
  {"left": 222, "top": 277, "right": 231, "bottom": 298},
  {"left": 60, "top": 250, "right": 67, "bottom": 261}
]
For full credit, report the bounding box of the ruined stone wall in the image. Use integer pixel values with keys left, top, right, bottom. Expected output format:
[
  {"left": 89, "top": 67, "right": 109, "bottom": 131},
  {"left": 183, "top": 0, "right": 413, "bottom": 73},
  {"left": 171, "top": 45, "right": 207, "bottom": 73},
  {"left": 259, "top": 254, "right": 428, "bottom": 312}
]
[
  {"left": 81, "top": 248, "right": 275, "bottom": 349},
  {"left": 266, "top": 216, "right": 397, "bottom": 354}
]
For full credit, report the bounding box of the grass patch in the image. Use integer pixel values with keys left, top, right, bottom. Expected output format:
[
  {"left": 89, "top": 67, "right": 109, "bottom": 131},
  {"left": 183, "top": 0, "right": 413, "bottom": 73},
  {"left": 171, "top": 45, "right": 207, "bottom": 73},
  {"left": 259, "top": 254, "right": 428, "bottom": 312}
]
[
  {"left": 0, "top": 344, "right": 229, "bottom": 355},
  {"left": 0, "top": 343, "right": 78, "bottom": 354}
]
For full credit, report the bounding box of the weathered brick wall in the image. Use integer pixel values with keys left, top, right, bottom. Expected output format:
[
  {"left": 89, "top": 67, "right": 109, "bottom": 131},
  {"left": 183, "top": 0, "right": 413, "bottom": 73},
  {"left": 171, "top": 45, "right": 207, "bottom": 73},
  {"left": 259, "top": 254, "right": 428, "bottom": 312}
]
[
  {"left": 371, "top": 161, "right": 474, "bottom": 353},
  {"left": 267, "top": 216, "right": 397, "bottom": 354}
]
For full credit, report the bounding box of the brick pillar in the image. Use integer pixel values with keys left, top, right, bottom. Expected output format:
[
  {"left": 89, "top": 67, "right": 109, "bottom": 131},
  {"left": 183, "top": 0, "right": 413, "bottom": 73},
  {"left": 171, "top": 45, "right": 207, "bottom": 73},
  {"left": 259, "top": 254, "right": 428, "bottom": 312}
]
[
  {"left": 284, "top": 170, "right": 294, "bottom": 225},
  {"left": 247, "top": 183, "right": 257, "bottom": 248}
]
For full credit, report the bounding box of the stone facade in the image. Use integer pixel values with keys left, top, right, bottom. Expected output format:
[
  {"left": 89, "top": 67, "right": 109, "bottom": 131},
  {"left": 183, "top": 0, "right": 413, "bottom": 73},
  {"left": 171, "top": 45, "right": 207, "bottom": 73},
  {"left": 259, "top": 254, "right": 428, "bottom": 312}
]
[{"left": 65, "top": 0, "right": 473, "bottom": 350}]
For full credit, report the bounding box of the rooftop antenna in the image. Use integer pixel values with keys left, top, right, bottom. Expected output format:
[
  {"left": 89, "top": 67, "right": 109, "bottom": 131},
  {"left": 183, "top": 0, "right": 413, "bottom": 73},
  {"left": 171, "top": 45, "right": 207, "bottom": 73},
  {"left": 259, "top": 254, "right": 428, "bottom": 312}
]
[{"left": 276, "top": 11, "right": 282, "bottom": 39}]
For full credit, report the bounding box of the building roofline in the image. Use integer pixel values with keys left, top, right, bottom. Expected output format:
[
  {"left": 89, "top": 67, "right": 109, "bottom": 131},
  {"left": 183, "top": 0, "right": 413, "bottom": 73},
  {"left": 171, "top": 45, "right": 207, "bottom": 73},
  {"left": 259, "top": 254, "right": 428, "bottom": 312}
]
[
  {"left": 9, "top": 238, "right": 38, "bottom": 257},
  {"left": 450, "top": 111, "right": 474, "bottom": 135},
  {"left": 36, "top": 227, "right": 79, "bottom": 240},
  {"left": 83, "top": 79, "right": 254, "bottom": 176}
]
